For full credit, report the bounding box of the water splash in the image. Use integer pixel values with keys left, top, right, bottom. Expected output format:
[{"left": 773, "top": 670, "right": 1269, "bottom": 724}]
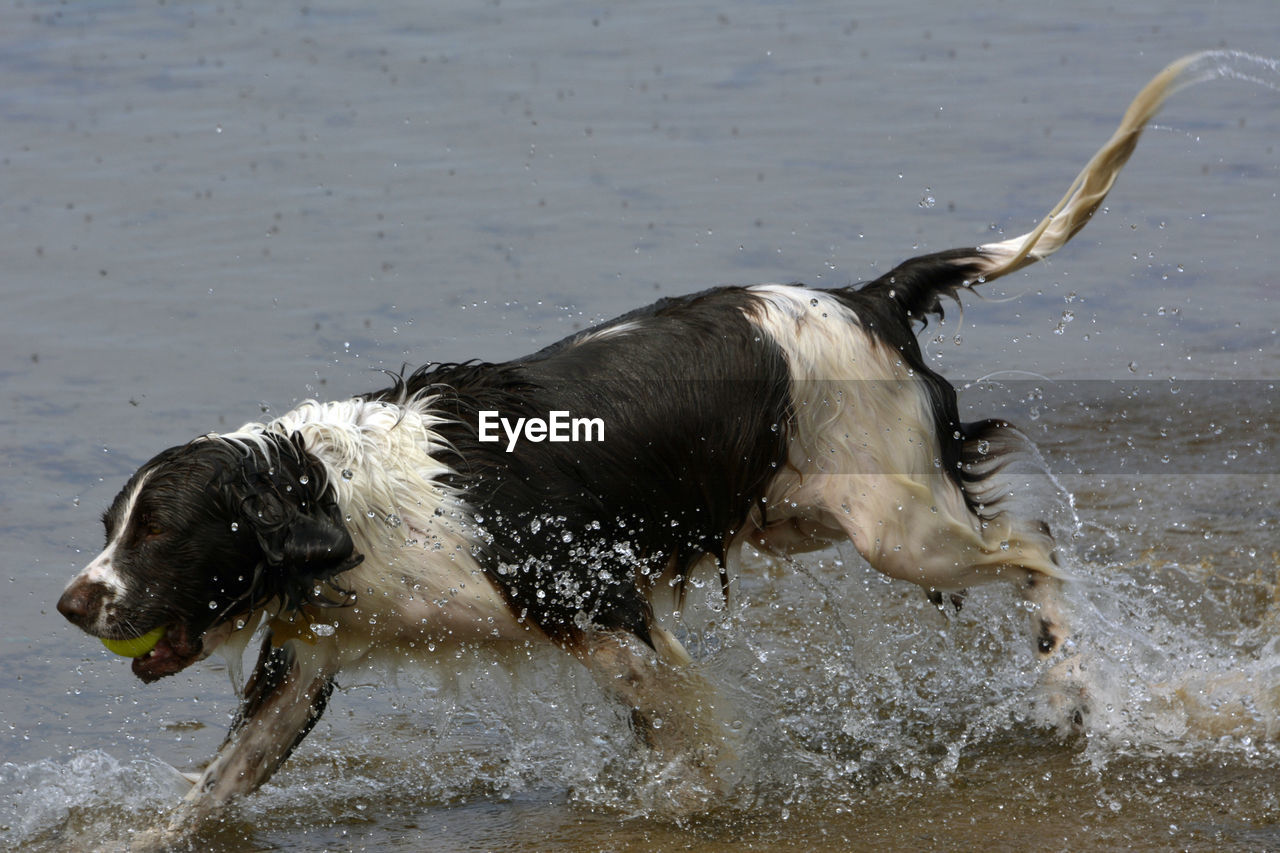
[
  {"left": 0, "top": 751, "right": 190, "bottom": 851},
  {"left": 1173, "top": 49, "right": 1280, "bottom": 95}
]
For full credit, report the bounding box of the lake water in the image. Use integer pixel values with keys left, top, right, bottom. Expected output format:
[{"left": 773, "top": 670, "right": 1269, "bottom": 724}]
[{"left": 2, "top": 1, "right": 1278, "bottom": 850}]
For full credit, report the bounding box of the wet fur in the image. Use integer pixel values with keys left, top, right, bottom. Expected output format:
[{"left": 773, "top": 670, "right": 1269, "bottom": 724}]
[{"left": 56, "top": 53, "right": 1218, "bottom": 844}]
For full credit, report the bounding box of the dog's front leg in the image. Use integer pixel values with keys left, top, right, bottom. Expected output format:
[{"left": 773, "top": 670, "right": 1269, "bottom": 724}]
[
  {"left": 137, "top": 632, "right": 337, "bottom": 848},
  {"left": 569, "top": 629, "right": 727, "bottom": 811},
  {"left": 569, "top": 630, "right": 700, "bottom": 751}
]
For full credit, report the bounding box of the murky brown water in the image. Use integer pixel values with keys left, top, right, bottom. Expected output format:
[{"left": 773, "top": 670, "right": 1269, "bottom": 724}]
[{"left": 3, "top": 2, "right": 1278, "bottom": 850}]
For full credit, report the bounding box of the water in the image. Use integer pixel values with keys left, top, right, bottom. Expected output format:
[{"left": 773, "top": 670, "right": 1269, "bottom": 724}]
[{"left": 3, "top": 1, "right": 1278, "bottom": 850}]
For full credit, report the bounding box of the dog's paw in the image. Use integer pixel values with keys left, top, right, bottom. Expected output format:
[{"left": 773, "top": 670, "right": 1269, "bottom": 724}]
[
  {"left": 637, "top": 747, "right": 724, "bottom": 817},
  {"left": 124, "top": 824, "right": 186, "bottom": 853},
  {"left": 1035, "top": 653, "right": 1092, "bottom": 734},
  {"left": 570, "top": 741, "right": 724, "bottom": 819}
]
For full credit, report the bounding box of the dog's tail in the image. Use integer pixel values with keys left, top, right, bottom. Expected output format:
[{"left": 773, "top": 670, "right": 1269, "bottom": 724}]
[{"left": 861, "top": 51, "right": 1226, "bottom": 321}]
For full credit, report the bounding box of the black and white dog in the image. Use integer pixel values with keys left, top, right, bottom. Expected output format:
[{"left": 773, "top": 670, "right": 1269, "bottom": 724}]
[{"left": 58, "top": 54, "right": 1214, "bottom": 840}]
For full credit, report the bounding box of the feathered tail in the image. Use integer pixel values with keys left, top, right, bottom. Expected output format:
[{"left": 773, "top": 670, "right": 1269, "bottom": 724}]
[{"left": 862, "top": 51, "right": 1231, "bottom": 320}]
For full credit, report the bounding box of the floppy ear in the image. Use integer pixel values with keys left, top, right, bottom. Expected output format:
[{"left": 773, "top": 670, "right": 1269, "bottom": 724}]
[
  {"left": 247, "top": 502, "right": 362, "bottom": 605},
  {"left": 226, "top": 434, "right": 363, "bottom": 611},
  {"left": 270, "top": 514, "right": 358, "bottom": 578}
]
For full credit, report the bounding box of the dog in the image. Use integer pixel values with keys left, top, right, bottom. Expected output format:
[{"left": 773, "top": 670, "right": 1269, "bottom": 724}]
[{"left": 57, "top": 53, "right": 1219, "bottom": 842}]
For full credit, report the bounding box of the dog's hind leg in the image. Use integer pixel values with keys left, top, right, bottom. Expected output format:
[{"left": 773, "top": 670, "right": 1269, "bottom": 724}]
[
  {"left": 803, "top": 461, "right": 1070, "bottom": 661},
  {"left": 958, "top": 419, "right": 1075, "bottom": 658}
]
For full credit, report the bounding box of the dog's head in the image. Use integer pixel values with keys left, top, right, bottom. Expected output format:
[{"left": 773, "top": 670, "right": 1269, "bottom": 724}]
[{"left": 58, "top": 432, "right": 362, "bottom": 682}]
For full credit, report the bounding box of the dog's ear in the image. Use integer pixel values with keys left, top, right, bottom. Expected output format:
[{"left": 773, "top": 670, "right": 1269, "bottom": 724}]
[
  {"left": 223, "top": 434, "right": 363, "bottom": 611},
  {"left": 247, "top": 500, "right": 362, "bottom": 600},
  {"left": 267, "top": 513, "right": 357, "bottom": 578}
]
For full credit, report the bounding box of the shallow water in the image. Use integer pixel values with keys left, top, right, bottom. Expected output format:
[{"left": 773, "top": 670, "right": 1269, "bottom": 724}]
[{"left": 3, "top": 1, "right": 1278, "bottom": 850}]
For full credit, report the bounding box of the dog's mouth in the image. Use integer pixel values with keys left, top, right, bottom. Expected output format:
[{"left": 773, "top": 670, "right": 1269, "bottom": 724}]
[
  {"left": 112, "top": 619, "right": 236, "bottom": 684},
  {"left": 128, "top": 621, "right": 203, "bottom": 683}
]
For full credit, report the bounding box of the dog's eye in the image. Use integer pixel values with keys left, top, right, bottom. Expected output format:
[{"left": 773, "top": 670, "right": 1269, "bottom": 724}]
[{"left": 138, "top": 515, "right": 164, "bottom": 539}]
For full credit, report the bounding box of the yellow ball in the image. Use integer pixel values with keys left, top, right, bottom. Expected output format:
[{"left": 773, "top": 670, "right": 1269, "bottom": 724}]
[{"left": 101, "top": 626, "right": 166, "bottom": 658}]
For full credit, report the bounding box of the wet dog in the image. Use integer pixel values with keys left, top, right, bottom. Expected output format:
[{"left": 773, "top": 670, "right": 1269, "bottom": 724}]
[{"left": 58, "top": 53, "right": 1218, "bottom": 843}]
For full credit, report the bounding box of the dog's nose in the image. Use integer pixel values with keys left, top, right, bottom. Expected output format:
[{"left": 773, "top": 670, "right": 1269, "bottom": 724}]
[{"left": 57, "top": 581, "right": 102, "bottom": 627}]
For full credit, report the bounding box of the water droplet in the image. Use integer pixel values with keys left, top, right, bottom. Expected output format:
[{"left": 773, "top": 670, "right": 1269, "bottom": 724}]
[
  {"left": 918, "top": 188, "right": 936, "bottom": 208},
  {"left": 298, "top": 474, "right": 309, "bottom": 485},
  {"left": 311, "top": 622, "right": 336, "bottom": 637},
  {"left": 230, "top": 522, "right": 239, "bottom": 532},
  {"left": 342, "top": 469, "right": 354, "bottom": 480},
  {"left": 208, "top": 601, "right": 219, "bottom": 610}
]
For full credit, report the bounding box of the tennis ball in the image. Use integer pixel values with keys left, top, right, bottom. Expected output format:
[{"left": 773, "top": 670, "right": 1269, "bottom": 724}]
[{"left": 101, "top": 626, "right": 166, "bottom": 658}]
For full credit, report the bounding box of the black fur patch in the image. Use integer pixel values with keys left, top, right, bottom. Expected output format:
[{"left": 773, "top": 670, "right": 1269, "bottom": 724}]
[
  {"left": 213, "top": 433, "right": 363, "bottom": 613},
  {"left": 103, "top": 434, "right": 361, "bottom": 640},
  {"left": 367, "top": 287, "right": 793, "bottom": 645}
]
